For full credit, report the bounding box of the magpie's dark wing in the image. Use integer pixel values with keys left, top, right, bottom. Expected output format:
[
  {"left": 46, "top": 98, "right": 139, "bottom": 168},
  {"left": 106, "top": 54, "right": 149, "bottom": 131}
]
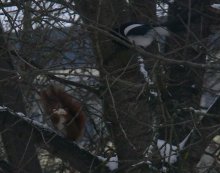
[
  {"left": 110, "top": 28, "right": 130, "bottom": 43},
  {"left": 126, "top": 24, "right": 152, "bottom": 36}
]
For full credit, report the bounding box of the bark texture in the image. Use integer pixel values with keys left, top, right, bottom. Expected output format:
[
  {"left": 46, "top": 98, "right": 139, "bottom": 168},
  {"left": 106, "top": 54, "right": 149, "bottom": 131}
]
[{"left": 0, "top": 26, "right": 42, "bottom": 173}]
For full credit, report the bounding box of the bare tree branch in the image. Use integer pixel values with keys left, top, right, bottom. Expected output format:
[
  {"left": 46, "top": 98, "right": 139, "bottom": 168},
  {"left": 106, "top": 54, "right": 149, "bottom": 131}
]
[{"left": 0, "top": 107, "right": 112, "bottom": 173}]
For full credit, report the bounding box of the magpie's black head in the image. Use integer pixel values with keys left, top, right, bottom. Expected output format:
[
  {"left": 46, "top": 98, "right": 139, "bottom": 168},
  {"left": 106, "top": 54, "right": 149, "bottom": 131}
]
[{"left": 110, "top": 23, "right": 133, "bottom": 48}]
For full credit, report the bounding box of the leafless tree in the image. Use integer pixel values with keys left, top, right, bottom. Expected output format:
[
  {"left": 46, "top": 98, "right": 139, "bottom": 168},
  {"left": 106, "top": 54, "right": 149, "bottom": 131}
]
[{"left": 0, "top": 0, "right": 220, "bottom": 173}]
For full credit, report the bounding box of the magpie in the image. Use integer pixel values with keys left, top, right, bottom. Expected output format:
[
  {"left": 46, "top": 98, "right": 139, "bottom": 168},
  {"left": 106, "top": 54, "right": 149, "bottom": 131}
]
[{"left": 113, "top": 22, "right": 170, "bottom": 48}]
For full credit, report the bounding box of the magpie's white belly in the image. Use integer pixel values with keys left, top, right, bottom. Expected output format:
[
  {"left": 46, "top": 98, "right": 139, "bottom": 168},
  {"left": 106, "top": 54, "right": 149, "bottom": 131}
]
[{"left": 128, "top": 35, "right": 154, "bottom": 47}]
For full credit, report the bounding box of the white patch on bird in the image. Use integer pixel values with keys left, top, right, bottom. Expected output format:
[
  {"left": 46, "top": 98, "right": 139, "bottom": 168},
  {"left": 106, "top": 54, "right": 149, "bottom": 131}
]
[
  {"left": 211, "top": 4, "right": 220, "bottom": 10},
  {"left": 127, "top": 27, "right": 169, "bottom": 48},
  {"left": 128, "top": 34, "right": 154, "bottom": 47},
  {"left": 124, "top": 24, "right": 143, "bottom": 36},
  {"left": 153, "top": 27, "right": 170, "bottom": 37}
]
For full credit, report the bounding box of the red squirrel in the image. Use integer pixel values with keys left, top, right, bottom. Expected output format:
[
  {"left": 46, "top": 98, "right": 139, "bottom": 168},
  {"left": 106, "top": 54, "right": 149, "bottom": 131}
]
[{"left": 40, "top": 86, "right": 86, "bottom": 140}]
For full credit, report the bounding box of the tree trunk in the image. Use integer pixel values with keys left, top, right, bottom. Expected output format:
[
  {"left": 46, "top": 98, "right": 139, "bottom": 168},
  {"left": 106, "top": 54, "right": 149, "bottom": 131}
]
[
  {"left": 164, "top": 0, "right": 211, "bottom": 170},
  {"left": 74, "top": 0, "right": 159, "bottom": 171},
  {"left": 0, "top": 26, "right": 42, "bottom": 173}
]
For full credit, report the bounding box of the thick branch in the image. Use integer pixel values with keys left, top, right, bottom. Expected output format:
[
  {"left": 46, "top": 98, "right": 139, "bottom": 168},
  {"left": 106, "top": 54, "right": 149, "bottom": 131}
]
[{"left": 0, "top": 108, "right": 111, "bottom": 173}]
